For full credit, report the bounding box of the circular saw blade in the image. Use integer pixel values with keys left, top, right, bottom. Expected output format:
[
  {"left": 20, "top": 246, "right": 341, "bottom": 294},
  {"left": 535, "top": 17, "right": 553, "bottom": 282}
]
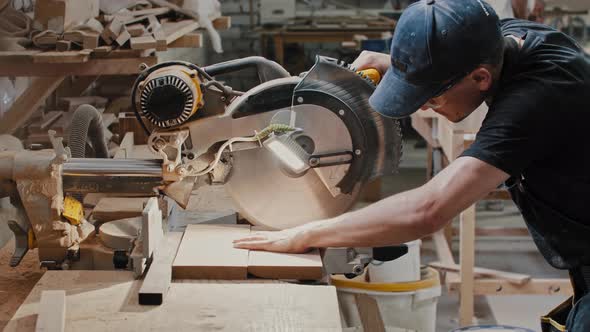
[{"left": 225, "top": 104, "right": 360, "bottom": 230}]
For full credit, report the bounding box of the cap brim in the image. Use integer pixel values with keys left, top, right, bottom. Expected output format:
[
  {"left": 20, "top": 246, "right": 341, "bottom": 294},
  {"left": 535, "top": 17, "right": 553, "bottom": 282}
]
[{"left": 369, "top": 68, "right": 440, "bottom": 119}]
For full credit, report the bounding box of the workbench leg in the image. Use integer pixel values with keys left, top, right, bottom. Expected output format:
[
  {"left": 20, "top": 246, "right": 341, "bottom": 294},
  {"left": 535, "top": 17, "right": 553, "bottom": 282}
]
[
  {"left": 459, "top": 205, "right": 476, "bottom": 326},
  {"left": 273, "top": 35, "right": 285, "bottom": 66},
  {"left": 0, "top": 76, "right": 65, "bottom": 135}
]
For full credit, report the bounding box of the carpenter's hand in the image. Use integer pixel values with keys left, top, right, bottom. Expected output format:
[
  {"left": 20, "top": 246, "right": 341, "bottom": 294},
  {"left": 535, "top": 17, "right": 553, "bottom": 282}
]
[
  {"left": 351, "top": 50, "right": 391, "bottom": 75},
  {"left": 233, "top": 229, "right": 310, "bottom": 254}
]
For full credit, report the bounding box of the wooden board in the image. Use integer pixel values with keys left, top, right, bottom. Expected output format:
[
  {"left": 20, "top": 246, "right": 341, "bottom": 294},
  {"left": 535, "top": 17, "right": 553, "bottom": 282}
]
[
  {"left": 91, "top": 197, "right": 151, "bottom": 223},
  {"left": 172, "top": 224, "right": 250, "bottom": 280},
  {"left": 130, "top": 35, "right": 157, "bottom": 50},
  {"left": 248, "top": 249, "right": 323, "bottom": 280},
  {"left": 35, "top": 290, "right": 65, "bottom": 332},
  {"left": 168, "top": 32, "right": 202, "bottom": 48},
  {"left": 5, "top": 270, "right": 342, "bottom": 331},
  {"left": 138, "top": 232, "right": 182, "bottom": 305}
]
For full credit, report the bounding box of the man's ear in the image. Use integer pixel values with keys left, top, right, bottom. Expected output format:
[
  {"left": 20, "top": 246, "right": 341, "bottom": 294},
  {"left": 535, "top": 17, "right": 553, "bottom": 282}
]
[{"left": 470, "top": 67, "right": 493, "bottom": 92}]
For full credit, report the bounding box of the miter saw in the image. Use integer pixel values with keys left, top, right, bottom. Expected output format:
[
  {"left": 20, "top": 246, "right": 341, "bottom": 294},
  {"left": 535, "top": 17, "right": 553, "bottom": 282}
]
[{"left": 0, "top": 55, "right": 404, "bottom": 276}]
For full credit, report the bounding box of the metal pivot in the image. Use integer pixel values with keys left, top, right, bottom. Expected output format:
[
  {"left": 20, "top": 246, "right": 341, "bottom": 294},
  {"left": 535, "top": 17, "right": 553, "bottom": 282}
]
[{"left": 7, "top": 220, "right": 29, "bottom": 267}]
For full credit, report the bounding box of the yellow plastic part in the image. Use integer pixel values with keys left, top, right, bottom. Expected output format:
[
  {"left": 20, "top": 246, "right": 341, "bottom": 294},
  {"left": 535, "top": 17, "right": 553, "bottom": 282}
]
[
  {"left": 27, "top": 228, "right": 36, "bottom": 249},
  {"left": 358, "top": 68, "right": 382, "bottom": 85},
  {"left": 330, "top": 267, "right": 440, "bottom": 292},
  {"left": 63, "top": 196, "right": 83, "bottom": 225},
  {"left": 181, "top": 67, "right": 204, "bottom": 113}
]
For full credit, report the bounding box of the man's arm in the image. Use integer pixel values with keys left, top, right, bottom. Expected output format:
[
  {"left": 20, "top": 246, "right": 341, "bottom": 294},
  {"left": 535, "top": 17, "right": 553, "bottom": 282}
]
[{"left": 234, "top": 157, "right": 510, "bottom": 252}]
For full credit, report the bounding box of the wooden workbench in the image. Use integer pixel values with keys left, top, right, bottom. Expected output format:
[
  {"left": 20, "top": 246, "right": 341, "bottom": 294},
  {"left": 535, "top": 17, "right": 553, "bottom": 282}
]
[{"left": 4, "top": 270, "right": 343, "bottom": 331}]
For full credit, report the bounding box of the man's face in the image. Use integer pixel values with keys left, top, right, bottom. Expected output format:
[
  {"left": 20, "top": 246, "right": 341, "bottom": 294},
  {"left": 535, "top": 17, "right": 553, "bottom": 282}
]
[{"left": 420, "top": 69, "right": 490, "bottom": 123}]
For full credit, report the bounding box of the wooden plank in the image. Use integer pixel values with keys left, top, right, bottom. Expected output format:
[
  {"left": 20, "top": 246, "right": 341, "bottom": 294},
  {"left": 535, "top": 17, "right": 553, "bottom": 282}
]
[
  {"left": 459, "top": 205, "right": 476, "bottom": 326},
  {"left": 130, "top": 35, "right": 157, "bottom": 50},
  {"left": 247, "top": 248, "right": 323, "bottom": 280},
  {"left": 6, "top": 270, "right": 342, "bottom": 331},
  {"left": 410, "top": 114, "right": 439, "bottom": 148},
  {"left": 115, "top": 28, "right": 131, "bottom": 47},
  {"left": 139, "top": 232, "right": 182, "bottom": 305},
  {"left": 428, "top": 262, "right": 531, "bottom": 285},
  {"left": 161, "top": 20, "right": 201, "bottom": 45},
  {"left": 212, "top": 16, "right": 231, "bottom": 30},
  {"left": 172, "top": 224, "right": 250, "bottom": 280},
  {"left": 0, "top": 77, "right": 65, "bottom": 135},
  {"left": 126, "top": 23, "right": 146, "bottom": 37},
  {"left": 168, "top": 32, "right": 202, "bottom": 48},
  {"left": 58, "top": 96, "right": 108, "bottom": 112},
  {"left": 0, "top": 56, "right": 157, "bottom": 76},
  {"left": 32, "top": 51, "right": 89, "bottom": 64},
  {"left": 142, "top": 197, "right": 163, "bottom": 260},
  {"left": 35, "top": 290, "right": 65, "bottom": 332},
  {"left": 355, "top": 293, "right": 385, "bottom": 332},
  {"left": 92, "top": 197, "right": 151, "bottom": 223},
  {"left": 448, "top": 278, "right": 573, "bottom": 296}
]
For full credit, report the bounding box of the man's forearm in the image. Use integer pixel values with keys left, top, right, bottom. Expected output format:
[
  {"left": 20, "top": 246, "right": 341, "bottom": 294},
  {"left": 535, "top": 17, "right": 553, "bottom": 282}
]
[{"left": 299, "top": 187, "right": 437, "bottom": 249}]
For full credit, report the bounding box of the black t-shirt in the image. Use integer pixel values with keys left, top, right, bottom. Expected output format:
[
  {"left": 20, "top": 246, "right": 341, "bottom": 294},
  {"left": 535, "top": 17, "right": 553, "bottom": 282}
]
[{"left": 461, "top": 19, "right": 590, "bottom": 269}]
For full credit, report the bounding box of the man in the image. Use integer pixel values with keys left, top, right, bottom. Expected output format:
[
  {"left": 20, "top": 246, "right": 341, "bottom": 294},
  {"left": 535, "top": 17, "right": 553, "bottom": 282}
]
[{"left": 234, "top": 0, "right": 590, "bottom": 329}]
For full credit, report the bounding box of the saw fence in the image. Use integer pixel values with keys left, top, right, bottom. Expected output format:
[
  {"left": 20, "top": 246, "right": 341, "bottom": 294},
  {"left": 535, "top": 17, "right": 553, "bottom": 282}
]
[{"left": 411, "top": 107, "right": 573, "bottom": 326}]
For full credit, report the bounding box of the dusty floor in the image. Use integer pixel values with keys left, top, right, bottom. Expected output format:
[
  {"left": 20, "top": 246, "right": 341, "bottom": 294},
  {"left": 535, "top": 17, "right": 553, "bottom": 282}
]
[{"left": 0, "top": 241, "right": 44, "bottom": 331}]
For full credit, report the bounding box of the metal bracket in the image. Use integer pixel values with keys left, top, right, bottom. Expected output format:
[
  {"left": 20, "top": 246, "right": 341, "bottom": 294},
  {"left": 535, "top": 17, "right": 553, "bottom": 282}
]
[{"left": 323, "top": 245, "right": 408, "bottom": 278}]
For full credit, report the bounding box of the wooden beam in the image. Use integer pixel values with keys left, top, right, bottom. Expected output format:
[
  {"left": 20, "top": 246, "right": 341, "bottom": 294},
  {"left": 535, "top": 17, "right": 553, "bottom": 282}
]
[
  {"left": 35, "top": 290, "right": 66, "bottom": 332},
  {"left": 168, "top": 32, "right": 202, "bottom": 48},
  {"left": 212, "top": 16, "right": 232, "bottom": 30},
  {"left": 428, "top": 261, "right": 531, "bottom": 285},
  {"left": 130, "top": 35, "right": 157, "bottom": 50},
  {"left": 432, "top": 230, "right": 455, "bottom": 264},
  {"left": 0, "top": 76, "right": 65, "bottom": 135},
  {"left": 448, "top": 278, "right": 573, "bottom": 296},
  {"left": 161, "top": 20, "right": 201, "bottom": 45},
  {"left": 0, "top": 56, "right": 157, "bottom": 76},
  {"left": 139, "top": 232, "right": 182, "bottom": 305},
  {"left": 459, "top": 205, "right": 476, "bottom": 326}
]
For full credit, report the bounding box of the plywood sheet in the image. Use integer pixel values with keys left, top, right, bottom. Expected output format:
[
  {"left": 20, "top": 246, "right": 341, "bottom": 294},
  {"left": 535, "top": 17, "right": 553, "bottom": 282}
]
[
  {"left": 172, "top": 224, "right": 250, "bottom": 279},
  {"left": 5, "top": 271, "right": 342, "bottom": 331}
]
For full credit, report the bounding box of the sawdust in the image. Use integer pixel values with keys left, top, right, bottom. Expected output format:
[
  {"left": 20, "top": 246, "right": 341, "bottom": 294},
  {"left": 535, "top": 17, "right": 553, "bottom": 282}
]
[{"left": 0, "top": 239, "right": 44, "bottom": 330}]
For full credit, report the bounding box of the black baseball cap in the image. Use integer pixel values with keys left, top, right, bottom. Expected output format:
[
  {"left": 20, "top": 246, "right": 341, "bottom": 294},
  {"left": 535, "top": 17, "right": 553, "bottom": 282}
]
[{"left": 369, "top": 0, "right": 503, "bottom": 118}]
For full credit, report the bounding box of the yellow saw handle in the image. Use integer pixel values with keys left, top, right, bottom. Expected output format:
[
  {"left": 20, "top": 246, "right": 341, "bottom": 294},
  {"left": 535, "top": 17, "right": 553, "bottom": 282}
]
[{"left": 357, "top": 68, "right": 382, "bottom": 85}]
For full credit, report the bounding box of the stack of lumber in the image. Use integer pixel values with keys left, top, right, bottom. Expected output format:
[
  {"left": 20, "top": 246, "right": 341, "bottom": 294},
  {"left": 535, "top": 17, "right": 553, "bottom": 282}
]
[{"left": 27, "top": 0, "right": 231, "bottom": 55}]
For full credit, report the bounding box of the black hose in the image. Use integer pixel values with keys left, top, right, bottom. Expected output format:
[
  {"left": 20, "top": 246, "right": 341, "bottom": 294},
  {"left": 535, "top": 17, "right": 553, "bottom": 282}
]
[{"left": 67, "top": 104, "right": 109, "bottom": 158}]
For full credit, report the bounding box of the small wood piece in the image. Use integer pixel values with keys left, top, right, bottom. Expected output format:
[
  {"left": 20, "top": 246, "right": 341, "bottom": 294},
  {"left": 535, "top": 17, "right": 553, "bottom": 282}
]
[
  {"left": 130, "top": 35, "right": 157, "bottom": 50},
  {"left": 82, "top": 32, "right": 99, "bottom": 49},
  {"left": 139, "top": 232, "right": 182, "bottom": 305},
  {"left": 168, "top": 32, "right": 202, "bottom": 48},
  {"left": 161, "top": 20, "right": 200, "bottom": 45},
  {"left": 172, "top": 224, "right": 250, "bottom": 280},
  {"left": 142, "top": 197, "right": 163, "bottom": 260},
  {"left": 115, "top": 28, "right": 131, "bottom": 47},
  {"left": 92, "top": 197, "right": 151, "bottom": 223},
  {"left": 447, "top": 277, "right": 573, "bottom": 296},
  {"left": 126, "top": 23, "right": 145, "bottom": 37},
  {"left": 35, "top": 290, "right": 65, "bottom": 332},
  {"left": 101, "top": 18, "right": 124, "bottom": 45},
  {"left": 212, "top": 16, "right": 231, "bottom": 30},
  {"left": 56, "top": 40, "right": 71, "bottom": 52}
]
